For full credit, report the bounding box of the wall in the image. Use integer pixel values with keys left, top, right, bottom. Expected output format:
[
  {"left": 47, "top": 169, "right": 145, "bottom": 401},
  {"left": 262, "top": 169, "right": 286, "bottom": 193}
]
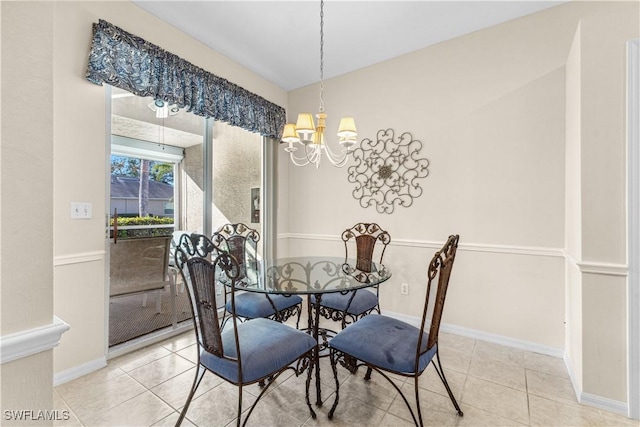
[
  {"left": 565, "top": 21, "right": 583, "bottom": 394},
  {"left": 1, "top": 1, "right": 56, "bottom": 420},
  {"left": 47, "top": 1, "right": 286, "bottom": 379},
  {"left": 576, "top": 2, "right": 638, "bottom": 404},
  {"left": 281, "top": 0, "right": 638, "bottom": 409},
  {"left": 284, "top": 1, "right": 573, "bottom": 347}
]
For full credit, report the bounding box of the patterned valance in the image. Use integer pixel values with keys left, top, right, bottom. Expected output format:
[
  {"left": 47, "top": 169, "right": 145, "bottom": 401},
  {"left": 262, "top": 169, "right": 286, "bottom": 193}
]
[{"left": 86, "top": 19, "right": 286, "bottom": 139}]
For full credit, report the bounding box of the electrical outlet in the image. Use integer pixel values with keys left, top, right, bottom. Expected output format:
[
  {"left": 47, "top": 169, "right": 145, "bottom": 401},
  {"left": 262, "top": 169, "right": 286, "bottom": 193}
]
[{"left": 401, "top": 283, "right": 409, "bottom": 295}]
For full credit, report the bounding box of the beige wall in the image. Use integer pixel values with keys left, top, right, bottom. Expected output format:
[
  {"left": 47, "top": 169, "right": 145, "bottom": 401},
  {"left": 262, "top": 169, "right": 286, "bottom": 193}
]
[
  {"left": 285, "top": 1, "right": 571, "bottom": 343},
  {"left": 1, "top": 1, "right": 55, "bottom": 419},
  {"left": 576, "top": 1, "right": 639, "bottom": 401},
  {"left": 281, "top": 0, "right": 638, "bottom": 405},
  {"left": 565, "top": 20, "right": 583, "bottom": 393}
]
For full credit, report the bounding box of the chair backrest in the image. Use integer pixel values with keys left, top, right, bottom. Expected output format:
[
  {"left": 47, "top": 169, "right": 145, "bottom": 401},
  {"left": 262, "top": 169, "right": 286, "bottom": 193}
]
[
  {"left": 185, "top": 253, "right": 241, "bottom": 359},
  {"left": 173, "top": 233, "right": 214, "bottom": 271},
  {"left": 169, "top": 230, "right": 191, "bottom": 266},
  {"left": 419, "top": 235, "right": 460, "bottom": 353},
  {"left": 212, "top": 223, "right": 260, "bottom": 280},
  {"left": 174, "top": 232, "right": 226, "bottom": 308},
  {"left": 342, "top": 223, "right": 391, "bottom": 272}
]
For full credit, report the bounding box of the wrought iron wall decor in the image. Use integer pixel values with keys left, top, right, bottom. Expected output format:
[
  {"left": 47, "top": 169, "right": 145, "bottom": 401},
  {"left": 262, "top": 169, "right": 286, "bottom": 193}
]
[{"left": 347, "top": 129, "right": 429, "bottom": 214}]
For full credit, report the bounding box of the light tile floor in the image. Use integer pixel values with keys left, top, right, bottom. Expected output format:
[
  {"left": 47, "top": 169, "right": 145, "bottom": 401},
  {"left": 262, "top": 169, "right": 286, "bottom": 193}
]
[{"left": 53, "top": 317, "right": 638, "bottom": 427}]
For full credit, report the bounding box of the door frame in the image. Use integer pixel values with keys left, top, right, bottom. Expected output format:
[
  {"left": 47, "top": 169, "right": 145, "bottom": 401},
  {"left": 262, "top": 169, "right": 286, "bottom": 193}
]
[{"left": 627, "top": 38, "right": 639, "bottom": 420}]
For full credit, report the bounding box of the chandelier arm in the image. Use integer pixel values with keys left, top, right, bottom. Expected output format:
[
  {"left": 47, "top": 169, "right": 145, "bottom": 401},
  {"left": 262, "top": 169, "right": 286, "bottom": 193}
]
[
  {"left": 306, "top": 144, "right": 321, "bottom": 165},
  {"left": 326, "top": 152, "right": 349, "bottom": 168},
  {"left": 287, "top": 145, "right": 316, "bottom": 167},
  {"left": 322, "top": 139, "right": 349, "bottom": 167},
  {"left": 287, "top": 143, "right": 324, "bottom": 167},
  {"left": 288, "top": 151, "right": 311, "bottom": 167}
]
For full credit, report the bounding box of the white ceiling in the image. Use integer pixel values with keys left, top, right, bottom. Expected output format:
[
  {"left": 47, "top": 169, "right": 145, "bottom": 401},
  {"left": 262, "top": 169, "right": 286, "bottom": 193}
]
[{"left": 133, "top": 0, "right": 566, "bottom": 91}]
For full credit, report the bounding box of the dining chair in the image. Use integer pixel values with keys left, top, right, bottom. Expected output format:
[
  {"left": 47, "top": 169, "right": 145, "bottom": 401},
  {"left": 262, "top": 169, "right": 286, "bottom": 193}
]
[
  {"left": 168, "top": 230, "right": 191, "bottom": 293},
  {"left": 312, "top": 222, "right": 391, "bottom": 329},
  {"left": 213, "top": 223, "right": 303, "bottom": 328},
  {"left": 173, "top": 247, "right": 317, "bottom": 426},
  {"left": 327, "top": 234, "right": 463, "bottom": 426}
]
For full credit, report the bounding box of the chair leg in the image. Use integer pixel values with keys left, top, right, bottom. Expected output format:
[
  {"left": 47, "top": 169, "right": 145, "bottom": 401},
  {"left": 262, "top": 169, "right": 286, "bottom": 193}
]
[
  {"left": 142, "top": 293, "right": 148, "bottom": 307},
  {"left": 328, "top": 349, "right": 341, "bottom": 419},
  {"left": 364, "top": 367, "right": 373, "bottom": 380},
  {"left": 241, "top": 367, "right": 291, "bottom": 426},
  {"left": 295, "top": 303, "right": 302, "bottom": 329},
  {"left": 305, "top": 353, "right": 316, "bottom": 419},
  {"left": 433, "top": 350, "right": 463, "bottom": 416},
  {"left": 176, "top": 364, "right": 206, "bottom": 426},
  {"left": 237, "top": 384, "right": 243, "bottom": 427},
  {"left": 414, "top": 376, "right": 424, "bottom": 427}
]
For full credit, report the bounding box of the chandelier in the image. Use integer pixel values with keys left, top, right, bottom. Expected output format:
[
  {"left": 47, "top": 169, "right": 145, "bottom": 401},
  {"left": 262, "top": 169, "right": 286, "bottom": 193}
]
[{"left": 281, "top": 0, "right": 357, "bottom": 168}]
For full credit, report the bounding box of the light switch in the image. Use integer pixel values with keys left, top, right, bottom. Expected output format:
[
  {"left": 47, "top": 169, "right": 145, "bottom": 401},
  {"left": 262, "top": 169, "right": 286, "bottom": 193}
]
[{"left": 71, "top": 202, "right": 92, "bottom": 219}]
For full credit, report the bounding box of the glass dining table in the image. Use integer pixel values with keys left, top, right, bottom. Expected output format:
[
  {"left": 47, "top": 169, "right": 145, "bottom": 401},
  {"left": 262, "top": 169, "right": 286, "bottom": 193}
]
[{"left": 236, "top": 255, "right": 392, "bottom": 406}]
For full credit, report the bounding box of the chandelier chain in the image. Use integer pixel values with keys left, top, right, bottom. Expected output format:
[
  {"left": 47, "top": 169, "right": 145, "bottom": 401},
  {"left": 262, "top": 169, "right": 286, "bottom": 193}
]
[
  {"left": 281, "top": 0, "right": 354, "bottom": 168},
  {"left": 319, "top": 0, "right": 325, "bottom": 113}
]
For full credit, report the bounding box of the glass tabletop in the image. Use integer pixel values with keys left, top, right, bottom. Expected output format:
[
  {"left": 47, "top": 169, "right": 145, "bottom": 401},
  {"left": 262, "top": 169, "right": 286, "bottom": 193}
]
[{"left": 235, "top": 256, "right": 392, "bottom": 295}]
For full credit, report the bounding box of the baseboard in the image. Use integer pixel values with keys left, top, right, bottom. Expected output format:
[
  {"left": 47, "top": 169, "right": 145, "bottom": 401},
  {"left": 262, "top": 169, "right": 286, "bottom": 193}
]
[
  {"left": 580, "top": 392, "right": 628, "bottom": 416},
  {"left": 53, "top": 356, "right": 107, "bottom": 387},
  {"left": 384, "top": 310, "right": 563, "bottom": 357},
  {"left": 563, "top": 351, "right": 583, "bottom": 404}
]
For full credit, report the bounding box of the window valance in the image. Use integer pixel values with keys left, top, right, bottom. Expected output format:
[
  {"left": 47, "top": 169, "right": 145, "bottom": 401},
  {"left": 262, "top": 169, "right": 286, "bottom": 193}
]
[{"left": 86, "top": 19, "right": 286, "bottom": 139}]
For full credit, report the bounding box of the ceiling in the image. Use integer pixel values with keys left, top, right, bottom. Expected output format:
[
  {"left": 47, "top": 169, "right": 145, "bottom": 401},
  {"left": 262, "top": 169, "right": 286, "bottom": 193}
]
[{"left": 133, "top": 1, "right": 566, "bottom": 91}]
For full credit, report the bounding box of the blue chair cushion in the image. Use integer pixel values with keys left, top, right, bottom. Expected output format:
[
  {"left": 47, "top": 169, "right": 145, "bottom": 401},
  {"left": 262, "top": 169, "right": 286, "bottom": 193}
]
[
  {"left": 328, "top": 314, "right": 437, "bottom": 374},
  {"left": 311, "top": 290, "right": 378, "bottom": 315},
  {"left": 200, "top": 317, "right": 316, "bottom": 384},
  {"left": 227, "top": 293, "right": 302, "bottom": 319}
]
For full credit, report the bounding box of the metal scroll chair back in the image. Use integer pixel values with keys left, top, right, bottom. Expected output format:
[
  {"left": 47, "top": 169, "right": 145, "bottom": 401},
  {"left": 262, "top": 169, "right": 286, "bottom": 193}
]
[
  {"left": 314, "top": 223, "right": 390, "bottom": 329},
  {"left": 422, "top": 234, "right": 459, "bottom": 358},
  {"left": 187, "top": 255, "right": 238, "bottom": 357},
  {"left": 174, "top": 233, "right": 222, "bottom": 345},
  {"left": 213, "top": 223, "right": 260, "bottom": 281},
  {"left": 212, "top": 223, "right": 303, "bottom": 327},
  {"left": 343, "top": 223, "right": 391, "bottom": 272}
]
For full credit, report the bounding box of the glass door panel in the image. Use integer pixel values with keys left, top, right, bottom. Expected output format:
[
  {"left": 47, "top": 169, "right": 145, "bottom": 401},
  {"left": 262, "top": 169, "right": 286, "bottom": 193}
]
[
  {"left": 107, "top": 87, "right": 270, "bottom": 352},
  {"left": 109, "top": 87, "right": 203, "bottom": 350}
]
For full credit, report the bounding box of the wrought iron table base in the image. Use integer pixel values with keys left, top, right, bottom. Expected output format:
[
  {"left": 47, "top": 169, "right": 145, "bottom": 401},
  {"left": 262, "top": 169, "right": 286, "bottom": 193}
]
[{"left": 306, "top": 293, "right": 339, "bottom": 406}]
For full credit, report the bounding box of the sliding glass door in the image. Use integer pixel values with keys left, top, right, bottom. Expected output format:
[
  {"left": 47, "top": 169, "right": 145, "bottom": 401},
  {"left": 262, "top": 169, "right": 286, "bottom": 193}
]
[{"left": 107, "top": 86, "right": 271, "bottom": 353}]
